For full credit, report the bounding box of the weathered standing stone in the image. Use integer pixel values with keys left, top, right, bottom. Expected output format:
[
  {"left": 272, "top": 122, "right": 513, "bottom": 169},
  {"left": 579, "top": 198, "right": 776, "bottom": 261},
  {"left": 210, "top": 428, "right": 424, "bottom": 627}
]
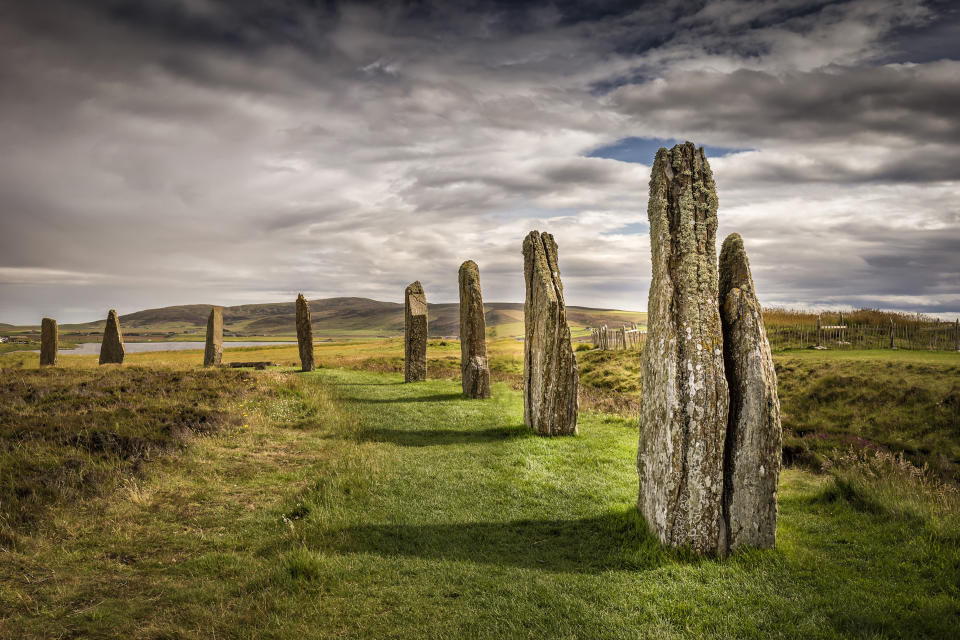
[
  {"left": 719, "top": 233, "right": 782, "bottom": 550},
  {"left": 459, "top": 260, "right": 491, "bottom": 399},
  {"left": 404, "top": 281, "right": 427, "bottom": 382},
  {"left": 40, "top": 318, "right": 58, "bottom": 366},
  {"left": 637, "top": 142, "right": 729, "bottom": 554},
  {"left": 522, "top": 231, "right": 578, "bottom": 435},
  {"left": 296, "top": 294, "right": 315, "bottom": 372},
  {"left": 99, "top": 309, "right": 125, "bottom": 365},
  {"left": 204, "top": 306, "right": 223, "bottom": 367}
]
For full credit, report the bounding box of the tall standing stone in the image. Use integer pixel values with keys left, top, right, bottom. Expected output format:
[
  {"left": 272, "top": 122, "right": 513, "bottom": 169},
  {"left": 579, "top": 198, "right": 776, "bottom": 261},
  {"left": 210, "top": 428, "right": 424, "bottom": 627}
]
[
  {"left": 204, "top": 306, "right": 223, "bottom": 367},
  {"left": 719, "top": 233, "right": 782, "bottom": 550},
  {"left": 295, "top": 294, "right": 315, "bottom": 372},
  {"left": 637, "top": 142, "right": 729, "bottom": 554},
  {"left": 522, "top": 231, "right": 578, "bottom": 436},
  {"left": 99, "top": 309, "right": 125, "bottom": 365},
  {"left": 40, "top": 318, "right": 58, "bottom": 367},
  {"left": 459, "top": 260, "right": 491, "bottom": 399},
  {"left": 404, "top": 281, "right": 427, "bottom": 382}
]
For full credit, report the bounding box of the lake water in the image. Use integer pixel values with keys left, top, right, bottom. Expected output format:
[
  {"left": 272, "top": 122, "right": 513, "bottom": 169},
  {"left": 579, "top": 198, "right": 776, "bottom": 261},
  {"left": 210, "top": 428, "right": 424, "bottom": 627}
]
[{"left": 38, "top": 341, "right": 293, "bottom": 355}]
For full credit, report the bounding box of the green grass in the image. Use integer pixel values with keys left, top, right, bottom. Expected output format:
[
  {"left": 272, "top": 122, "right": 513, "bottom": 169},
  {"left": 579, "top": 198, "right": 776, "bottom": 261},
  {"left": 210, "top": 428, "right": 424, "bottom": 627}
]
[
  {"left": 775, "top": 350, "right": 960, "bottom": 479},
  {"left": 572, "top": 347, "right": 960, "bottom": 480},
  {"left": 1, "top": 363, "right": 958, "bottom": 638}
]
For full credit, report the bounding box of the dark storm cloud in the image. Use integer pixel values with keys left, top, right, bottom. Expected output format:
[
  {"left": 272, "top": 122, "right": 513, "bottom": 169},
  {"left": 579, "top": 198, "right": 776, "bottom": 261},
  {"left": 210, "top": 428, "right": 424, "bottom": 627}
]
[
  {"left": 611, "top": 62, "right": 960, "bottom": 145},
  {"left": 0, "top": 0, "right": 957, "bottom": 323},
  {"left": 876, "top": 0, "right": 960, "bottom": 63}
]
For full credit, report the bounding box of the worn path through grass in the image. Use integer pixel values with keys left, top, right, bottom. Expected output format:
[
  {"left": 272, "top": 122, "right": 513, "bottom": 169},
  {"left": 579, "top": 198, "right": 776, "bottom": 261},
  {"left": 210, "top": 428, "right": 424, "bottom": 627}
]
[{"left": 1, "top": 367, "right": 958, "bottom": 638}]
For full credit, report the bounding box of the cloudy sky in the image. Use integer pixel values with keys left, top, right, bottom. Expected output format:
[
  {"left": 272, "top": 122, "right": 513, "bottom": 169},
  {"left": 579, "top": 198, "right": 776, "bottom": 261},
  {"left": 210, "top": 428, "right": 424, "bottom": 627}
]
[{"left": 1, "top": 0, "right": 958, "bottom": 324}]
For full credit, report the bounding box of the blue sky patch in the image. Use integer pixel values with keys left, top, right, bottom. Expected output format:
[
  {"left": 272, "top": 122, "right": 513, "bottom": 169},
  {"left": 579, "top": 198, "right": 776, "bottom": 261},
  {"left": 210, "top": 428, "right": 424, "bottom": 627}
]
[
  {"left": 587, "top": 137, "right": 750, "bottom": 164},
  {"left": 606, "top": 222, "right": 649, "bottom": 235}
]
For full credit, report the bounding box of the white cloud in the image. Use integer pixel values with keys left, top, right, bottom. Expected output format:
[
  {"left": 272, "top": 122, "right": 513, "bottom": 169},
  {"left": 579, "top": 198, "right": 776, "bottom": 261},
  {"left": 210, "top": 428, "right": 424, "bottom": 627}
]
[{"left": 0, "top": 0, "right": 957, "bottom": 324}]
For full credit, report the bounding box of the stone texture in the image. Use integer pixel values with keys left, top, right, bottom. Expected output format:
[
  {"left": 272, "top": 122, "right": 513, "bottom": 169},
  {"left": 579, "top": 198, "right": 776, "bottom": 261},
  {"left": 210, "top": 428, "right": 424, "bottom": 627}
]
[
  {"left": 458, "top": 260, "right": 491, "bottom": 399},
  {"left": 204, "top": 306, "right": 223, "bottom": 367},
  {"left": 99, "top": 309, "right": 125, "bottom": 365},
  {"left": 637, "top": 142, "right": 729, "bottom": 554},
  {"left": 522, "top": 231, "right": 578, "bottom": 435},
  {"left": 296, "top": 294, "right": 315, "bottom": 372},
  {"left": 40, "top": 318, "right": 58, "bottom": 367},
  {"left": 404, "top": 281, "right": 427, "bottom": 382},
  {"left": 719, "top": 233, "right": 782, "bottom": 550}
]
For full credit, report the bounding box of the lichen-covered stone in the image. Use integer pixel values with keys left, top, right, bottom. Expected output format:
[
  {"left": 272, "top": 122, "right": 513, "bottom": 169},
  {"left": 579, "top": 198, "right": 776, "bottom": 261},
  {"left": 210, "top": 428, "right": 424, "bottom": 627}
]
[
  {"left": 719, "top": 233, "right": 782, "bottom": 550},
  {"left": 459, "top": 260, "right": 491, "bottom": 398},
  {"left": 522, "top": 231, "right": 578, "bottom": 435},
  {"left": 296, "top": 294, "right": 315, "bottom": 372},
  {"left": 405, "top": 281, "right": 427, "bottom": 382},
  {"left": 40, "top": 318, "right": 58, "bottom": 366},
  {"left": 99, "top": 309, "right": 125, "bottom": 365},
  {"left": 204, "top": 306, "right": 223, "bottom": 367},
  {"left": 637, "top": 142, "right": 729, "bottom": 554}
]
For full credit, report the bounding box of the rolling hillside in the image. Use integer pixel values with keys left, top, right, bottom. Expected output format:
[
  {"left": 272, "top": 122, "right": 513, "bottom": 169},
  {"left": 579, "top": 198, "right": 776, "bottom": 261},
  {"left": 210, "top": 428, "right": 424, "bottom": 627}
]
[{"left": 31, "top": 298, "right": 645, "bottom": 339}]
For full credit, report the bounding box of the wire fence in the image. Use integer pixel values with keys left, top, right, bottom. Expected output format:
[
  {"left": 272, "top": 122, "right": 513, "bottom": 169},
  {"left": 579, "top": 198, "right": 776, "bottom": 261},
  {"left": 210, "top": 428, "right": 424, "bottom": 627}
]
[
  {"left": 589, "top": 317, "right": 960, "bottom": 353},
  {"left": 767, "top": 318, "right": 960, "bottom": 352}
]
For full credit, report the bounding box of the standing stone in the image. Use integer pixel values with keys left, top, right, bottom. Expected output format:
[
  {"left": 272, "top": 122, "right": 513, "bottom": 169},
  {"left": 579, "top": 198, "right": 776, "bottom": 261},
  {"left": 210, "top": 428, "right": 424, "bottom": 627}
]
[
  {"left": 99, "top": 309, "right": 125, "bottom": 365},
  {"left": 637, "top": 142, "right": 729, "bottom": 554},
  {"left": 459, "top": 260, "right": 491, "bottom": 399},
  {"left": 719, "top": 233, "right": 782, "bottom": 550},
  {"left": 204, "top": 306, "right": 223, "bottom": 367},
  {"left": 295, "top": 294, "right": 315, "bottom": 372},
  {"left": 40, "top": 318, "right": 58, "bottom": 367},
  {"left": 404, "top": 281, "right": 427, "bottom": 382},
  {"left": 522, "top": 231, "right": 578, "bottom": 436}
]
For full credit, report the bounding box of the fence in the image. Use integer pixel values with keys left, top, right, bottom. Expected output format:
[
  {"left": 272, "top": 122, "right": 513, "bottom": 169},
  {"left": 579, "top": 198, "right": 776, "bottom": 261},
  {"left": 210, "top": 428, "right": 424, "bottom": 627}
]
[
  {"left": 766, "top": 315, "right": 960, "bottom": 352},
  {"left": 591, "top": 324, "right": 646, "bottom": 351},
  {"left": 589, "top": 316, "right": 960, "bottom": 353}
]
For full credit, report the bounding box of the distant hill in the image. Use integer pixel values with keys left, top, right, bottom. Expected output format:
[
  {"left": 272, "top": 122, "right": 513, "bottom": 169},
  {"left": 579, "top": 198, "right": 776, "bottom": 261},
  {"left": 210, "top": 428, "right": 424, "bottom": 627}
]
[{"left": 55, "top": 297, "right": 646, "bottom": 338}]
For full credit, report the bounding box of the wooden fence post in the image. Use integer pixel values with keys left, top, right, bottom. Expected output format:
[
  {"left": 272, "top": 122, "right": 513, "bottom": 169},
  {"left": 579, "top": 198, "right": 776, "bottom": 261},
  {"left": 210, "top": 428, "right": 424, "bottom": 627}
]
[
  {"left": 955, "top": 319, "right": 959, "bottom": 352},
  {"left": 816, "top": 314, "right": 822, "bottom": 348},
  {"left": 889, "top": 319, "right": 894, "bottom": 349}
]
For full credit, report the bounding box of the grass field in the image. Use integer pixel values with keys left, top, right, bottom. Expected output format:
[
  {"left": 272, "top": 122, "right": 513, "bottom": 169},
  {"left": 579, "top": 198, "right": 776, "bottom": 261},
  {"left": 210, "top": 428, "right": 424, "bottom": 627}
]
[{"left": 0, "top": 346, "right": 958, "bottom": 638}]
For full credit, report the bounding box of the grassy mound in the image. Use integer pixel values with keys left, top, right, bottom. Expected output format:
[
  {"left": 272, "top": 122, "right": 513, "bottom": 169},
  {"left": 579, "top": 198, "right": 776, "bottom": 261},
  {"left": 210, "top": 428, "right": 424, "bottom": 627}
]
[{"left": 0, "top": 366, "right": 257, "bottom": 543}]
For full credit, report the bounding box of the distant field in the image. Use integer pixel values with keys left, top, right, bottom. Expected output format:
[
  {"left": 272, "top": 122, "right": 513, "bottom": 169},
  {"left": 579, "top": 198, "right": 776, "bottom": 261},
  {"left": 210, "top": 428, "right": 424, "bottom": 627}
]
[{"left": 0, "top": 297, "right": 646, "bottom": 341}]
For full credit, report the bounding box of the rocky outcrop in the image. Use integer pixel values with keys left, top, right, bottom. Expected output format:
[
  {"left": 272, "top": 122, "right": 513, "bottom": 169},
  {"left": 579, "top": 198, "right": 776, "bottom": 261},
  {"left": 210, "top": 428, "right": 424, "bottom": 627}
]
[
  {"left": 204, "top": 306, "right": 223, "bottom": 367},
  {"left": 719, "top": 233, "right": 782, "bottom": 550},
  {"left": 296, "top": 294, "right": 315, "bottom": 372},
  {"left": 99, "top": 309, "right": 125, "bottom": 365},
  {"left": 459, "top": 261, "right": 491, "bottom": 398},
  {"left": 522, "top": 231, "right": 578, "bottom": 435},
  {"left": 40, "top": 318, "right": 57, "bottom": 367},
  {"left": 405, "top": 281, "right": 427, "bottom": 382},
  {"left": 637, "top": 142, "right": 729, "bottom": 554}
]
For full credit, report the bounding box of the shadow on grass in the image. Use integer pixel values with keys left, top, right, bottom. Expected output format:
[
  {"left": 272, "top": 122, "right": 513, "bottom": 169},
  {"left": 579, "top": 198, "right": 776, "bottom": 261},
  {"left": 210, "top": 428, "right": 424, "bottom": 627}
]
[
  {"left": 326, "top": 381, "right": 404, "bottom": 387},
  {"left": 355, "top": 392, "right": 468, "bottom": 404},
  {"left": 356, "top": 424, "right": 531, "bottom": 447},
  {"left": 329, "top": 508, "right": 670, "bottom": 573}
]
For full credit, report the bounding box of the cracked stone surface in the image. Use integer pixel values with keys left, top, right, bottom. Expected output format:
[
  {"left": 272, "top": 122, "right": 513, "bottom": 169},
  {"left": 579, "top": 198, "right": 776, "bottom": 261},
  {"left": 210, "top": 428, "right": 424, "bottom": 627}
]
[
  {"left": 405, "top": 281, "right": 427, "bottom": 382},
  {"left": 720, "top": 233, "right": 782, "bottom": 551},
  {"left": 522, "top": 230, "right": 578, "bottom": 436},
  {"left": 637, "top": 142, "right": 729, "bottom": 554},
  {"left": 459, "top": 260, "right": 491, "bottom": 399},
  {"left": 296, "top": 294, "right": 315, "bottom": 372},
  {"left": 204, "top": 306, "right": 223, "bottom": 367},
  {"left": 40, "top": 318, "right": 57, "bottom": 367},
  {"left": 99, "top": 309, "right": 126, "bottom": 365}
]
